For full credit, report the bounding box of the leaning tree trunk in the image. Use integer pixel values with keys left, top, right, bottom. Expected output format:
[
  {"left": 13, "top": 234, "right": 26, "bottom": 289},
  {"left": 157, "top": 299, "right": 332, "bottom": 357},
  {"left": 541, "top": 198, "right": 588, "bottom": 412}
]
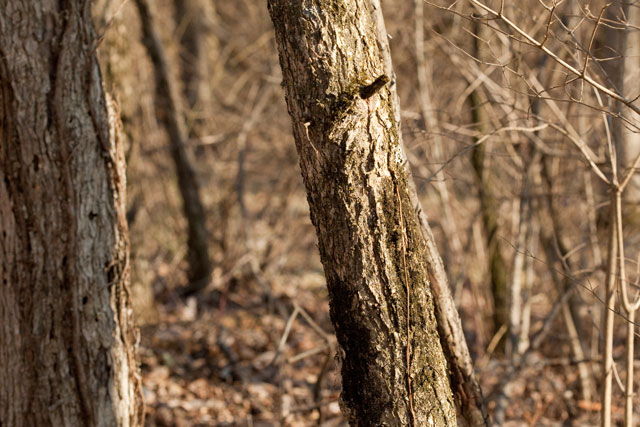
[
  {"left": 0, "top": 2, "right": 143, "bottom": 426},
  {"left": 134, "top": 0, "right": 213, "bottom": 294},
  {"left": 268, "top": 1, "right": 456, "bottom": 425}
]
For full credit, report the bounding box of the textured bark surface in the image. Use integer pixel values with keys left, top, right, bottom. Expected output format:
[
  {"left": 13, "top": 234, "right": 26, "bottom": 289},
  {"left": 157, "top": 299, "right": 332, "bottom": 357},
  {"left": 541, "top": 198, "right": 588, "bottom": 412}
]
[
  {"left": 134, "top": 0, "right": 212, "bottom": 294},
  {"left": 369, "top": 2, "right": 488, "bottom": 424},
  {"left": 268, "top": 1, "right": 456, "bottom": 425},
  {"left": 0, "top": 2, "right": 143, "bottom": 426}
]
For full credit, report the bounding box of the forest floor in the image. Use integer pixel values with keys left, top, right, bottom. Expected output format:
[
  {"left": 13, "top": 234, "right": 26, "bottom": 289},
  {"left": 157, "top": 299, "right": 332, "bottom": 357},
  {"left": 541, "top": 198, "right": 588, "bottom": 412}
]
[
  {"left": 137, "top": 269, "right": 610, "bottom": 426},
  {"left": 139, "top": 267, "right": 347, "bottom": 427}
]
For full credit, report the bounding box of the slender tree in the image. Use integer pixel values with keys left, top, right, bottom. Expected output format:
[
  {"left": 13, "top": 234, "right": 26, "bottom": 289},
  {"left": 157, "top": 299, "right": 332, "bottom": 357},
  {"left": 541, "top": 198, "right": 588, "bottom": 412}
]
[
  {"left": 0, "top": 2, "right": 143, "bottom": 426},
  {"left": 268, "top": 1, "right": 456, "bottom": 424},
  {"left": 134, "top": 0, "right": 213, "bottom": 294},
  {"left": 173, "top": 0, "right": 209, "bottom": 115},
  {"left": 468, "top": 21, "right": 509, "bottom": 337},
  {"left": 599, "top": 3, "right": 640, "bottom": 426}
]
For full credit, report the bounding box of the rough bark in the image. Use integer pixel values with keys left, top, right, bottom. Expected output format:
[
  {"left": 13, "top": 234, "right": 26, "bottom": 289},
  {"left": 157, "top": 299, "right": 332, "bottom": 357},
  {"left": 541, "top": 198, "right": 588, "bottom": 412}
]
[
  {"left": 370, "top": 1, "right": 488, "bottom": 425},
  {"left": 0, "top": 2, "right": 143, "bottom": 426},
  {"left": 268, "top": 1, "right": 456, "bottom": 425},
  {"left": 134, "top": 0, "right": 212, "bottom": 294}
]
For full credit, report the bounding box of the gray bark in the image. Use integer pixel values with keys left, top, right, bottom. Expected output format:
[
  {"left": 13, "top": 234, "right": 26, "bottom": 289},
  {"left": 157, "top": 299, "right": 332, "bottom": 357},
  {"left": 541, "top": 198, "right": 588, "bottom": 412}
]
[
  {"left": 0, "top": 2, "right": 143, "bottom": 426},
  {"left": 268, "top": 1, "right": 456, "bottom": 425}
]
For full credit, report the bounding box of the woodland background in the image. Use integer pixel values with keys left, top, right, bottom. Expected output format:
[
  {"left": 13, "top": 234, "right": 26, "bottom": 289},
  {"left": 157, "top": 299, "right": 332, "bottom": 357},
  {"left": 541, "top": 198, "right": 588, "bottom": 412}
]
[{"left": 92, "top": 0, "right": 640, "bottom": 425}]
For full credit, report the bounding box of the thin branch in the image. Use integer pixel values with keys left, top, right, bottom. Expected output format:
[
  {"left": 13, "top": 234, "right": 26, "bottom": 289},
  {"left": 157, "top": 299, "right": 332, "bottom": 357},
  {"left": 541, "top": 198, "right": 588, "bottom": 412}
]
[{"left": 467, "top": 0, "right": 640, "bottom": 117}]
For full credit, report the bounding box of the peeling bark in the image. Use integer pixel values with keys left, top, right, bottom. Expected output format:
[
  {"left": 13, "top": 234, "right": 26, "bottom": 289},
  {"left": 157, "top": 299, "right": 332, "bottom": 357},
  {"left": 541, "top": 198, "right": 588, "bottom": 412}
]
[
  {"left": 0, "top": 2, "right": 143, "bottom": 426},
  {"left": 268, "top": 1, "right": 456, "bottom": 425}
]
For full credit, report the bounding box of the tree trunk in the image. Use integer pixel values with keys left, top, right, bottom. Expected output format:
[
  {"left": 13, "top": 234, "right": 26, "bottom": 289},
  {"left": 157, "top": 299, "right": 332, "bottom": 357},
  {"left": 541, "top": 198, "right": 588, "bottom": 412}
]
[
  {"left": 173, "top": 0, "right": 211, "bottom": 146},
  {"left": 600, "top": 4, "right": 640, "bottom": 426},
  {"left": 370, "top": 1, "right": 488, "bottom": 424},
  {"left": 173, "top": 0, "right": 209, "bottom": 114},
  {"left": 609, "top": 2, "right": 640, "bottom": 207},
  {"left": 268, "top": 1, "right": 456, "bottom": 425},
  {"left": 469, "top": 21, "right": 509, "bottom": 337},
  {"left": 0, "top": 2, "right": 143, "bottom": 426},
  {"left": 134, "top": 0, "right": 213, "bottom": 294}
]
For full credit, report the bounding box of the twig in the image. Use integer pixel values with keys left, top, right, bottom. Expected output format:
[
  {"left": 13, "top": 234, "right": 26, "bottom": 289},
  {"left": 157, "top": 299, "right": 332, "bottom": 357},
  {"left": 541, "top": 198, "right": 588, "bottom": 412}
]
[
  {"left": 421, "top": 124, "right": 548, "bottom": 184},
  {"left": 270, "top": 305, "right": 300, "bottom": 365},
  {"left": 467, "top": 0, "right": 640, "bottom": 117}
]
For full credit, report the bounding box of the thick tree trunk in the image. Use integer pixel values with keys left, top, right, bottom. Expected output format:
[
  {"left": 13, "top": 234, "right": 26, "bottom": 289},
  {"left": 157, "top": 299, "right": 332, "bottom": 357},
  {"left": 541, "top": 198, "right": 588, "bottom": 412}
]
[
  {"left": 268, "top": 1, "right": 456, "bottom": 425},
  {"left": 0, "top": 2, "right": 143, "bottom": 426},
  {"left": 134, "top": 0, "right": 213, "bottom": 294}
]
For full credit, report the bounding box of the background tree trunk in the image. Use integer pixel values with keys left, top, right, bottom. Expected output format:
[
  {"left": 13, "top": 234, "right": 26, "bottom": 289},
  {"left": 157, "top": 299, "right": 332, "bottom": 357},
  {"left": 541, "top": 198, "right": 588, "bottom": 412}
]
[
  {"left": 0, "top": 2, "right": 143, "bottom": 426},
  {"left": 469, "top": 21, "right": 509, "bottom": 338},
  {"left": 599, "top": 3, "right": 640, "bottom": 425},
  {"left": 134, "top": 0, "right": 213, "bottom": 294},
  {"left": 173, "top": 0, "right": 209, "bottom": 116},
  {"left": 620, "top": 5, "right": 640, "bottom": 208},
  {"left": 268, "top": 0, "right": 456, "bottom": 425}
]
